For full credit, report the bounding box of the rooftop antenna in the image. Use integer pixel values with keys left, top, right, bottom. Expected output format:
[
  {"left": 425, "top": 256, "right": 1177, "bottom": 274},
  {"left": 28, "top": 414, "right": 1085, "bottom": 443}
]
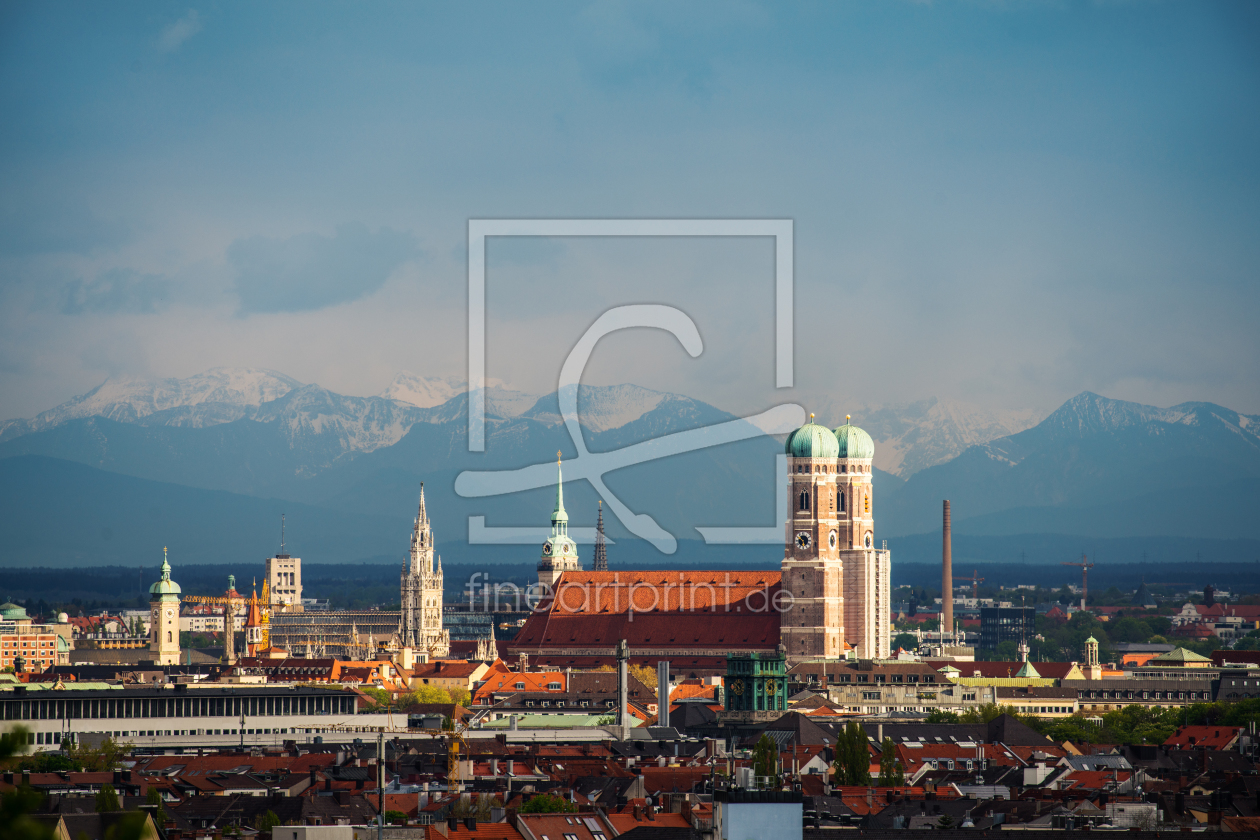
[{"left": 281, "top": 514, "right": 286, "bottom": 554}]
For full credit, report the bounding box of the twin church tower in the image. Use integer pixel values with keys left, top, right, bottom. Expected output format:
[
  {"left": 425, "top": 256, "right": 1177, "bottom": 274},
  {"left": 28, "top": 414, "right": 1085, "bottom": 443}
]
[{"left": 781, "top": 415, "right": 891, "bottom": 661}]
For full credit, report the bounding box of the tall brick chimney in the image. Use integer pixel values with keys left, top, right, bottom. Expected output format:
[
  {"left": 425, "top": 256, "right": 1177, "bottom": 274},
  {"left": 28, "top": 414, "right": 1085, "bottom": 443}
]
[{"left": 942, "top": 500, "right": 953, "bottom": 643}]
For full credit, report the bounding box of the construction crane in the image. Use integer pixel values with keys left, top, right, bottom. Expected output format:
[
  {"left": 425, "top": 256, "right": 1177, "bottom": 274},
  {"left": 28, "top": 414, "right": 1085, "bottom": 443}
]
[
  {"left": 1061, "top": 554, "right": 1095, "bottom": 612},
  {"left": 953, "top": 569, "right": 985, "bottom": 603},
  {"left": 184, "top": 580, "right": 274, "bottom": 663}
]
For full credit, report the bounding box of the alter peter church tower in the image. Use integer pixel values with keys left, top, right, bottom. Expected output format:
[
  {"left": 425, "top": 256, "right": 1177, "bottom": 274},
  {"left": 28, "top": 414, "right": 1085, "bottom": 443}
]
[
  {"left": 780, "top": 415, "right": 890, "bottom": 661},
  {"left": 538, "top": 454, "right": 581, "bottom": 590}
]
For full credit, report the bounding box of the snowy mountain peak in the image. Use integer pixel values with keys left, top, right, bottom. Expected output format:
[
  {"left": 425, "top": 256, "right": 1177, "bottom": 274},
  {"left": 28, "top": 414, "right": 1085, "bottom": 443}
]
[
  {"left": 826, "top": 396, "right": 1044, "bottom": 477},
  {"left": 0, "top": 367, "right": 304, "bottom": 441},
  {"left": 521, "top": 383, "right": 682, "bottom": 433},
  {"left": 380, "top": 372, "right": 469, "bottom": 409}
]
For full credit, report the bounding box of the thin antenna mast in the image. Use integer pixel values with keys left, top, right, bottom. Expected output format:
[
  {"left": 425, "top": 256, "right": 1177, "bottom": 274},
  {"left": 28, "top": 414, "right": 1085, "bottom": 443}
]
[{"left": 281, "top": 514, "right": 286, "bottom": 553}]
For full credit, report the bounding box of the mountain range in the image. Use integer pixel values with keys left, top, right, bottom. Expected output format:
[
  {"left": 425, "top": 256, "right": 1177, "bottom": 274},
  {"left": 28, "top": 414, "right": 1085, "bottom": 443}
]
[{"left": 1, "top": 369, "right": 1256, "bottom": 568}]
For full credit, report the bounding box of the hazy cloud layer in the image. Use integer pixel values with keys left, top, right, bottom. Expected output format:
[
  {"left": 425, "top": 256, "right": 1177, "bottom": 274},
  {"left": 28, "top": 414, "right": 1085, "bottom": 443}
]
[
  {"left": 0, "top": 3, "right": 1256, "bottom": 422},
  {"left": 60, "top": 268, "right": 172, "bottom": 315},
  {"left": 229, "top": 224, "right": 418, "bottom": 314}
]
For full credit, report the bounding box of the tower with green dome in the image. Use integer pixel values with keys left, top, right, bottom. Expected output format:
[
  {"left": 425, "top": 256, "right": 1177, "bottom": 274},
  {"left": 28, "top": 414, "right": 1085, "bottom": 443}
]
[
  {"left": 538, "top": 453, "right": 581, "bottom": 590},
  {"left": 780, "top": 412, "right": 890, "bottom": 661},
  {"left": 149, "top": 548, "right": 182, "bottom": 665}
]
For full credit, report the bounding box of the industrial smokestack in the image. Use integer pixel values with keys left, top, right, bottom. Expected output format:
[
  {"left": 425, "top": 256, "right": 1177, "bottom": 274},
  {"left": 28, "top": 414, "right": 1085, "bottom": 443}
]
[
  {"left": 657, "top": 660, "right": 669, "bottom": 730},
  {"left": 942, "top": 500, "right": 953, "bottom": 643}
]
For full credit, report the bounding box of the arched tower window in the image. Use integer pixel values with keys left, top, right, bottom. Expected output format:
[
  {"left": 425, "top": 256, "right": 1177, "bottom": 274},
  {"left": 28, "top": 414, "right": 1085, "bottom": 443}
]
[
  {"left": 839, "top": 492, "right": 845, "bottom": 512},
  {"left": 167, "top": 631, "right": 172, "bottom": 643},
  {"left": 799, "top": 491, "right": 810, "bottom": 511}
]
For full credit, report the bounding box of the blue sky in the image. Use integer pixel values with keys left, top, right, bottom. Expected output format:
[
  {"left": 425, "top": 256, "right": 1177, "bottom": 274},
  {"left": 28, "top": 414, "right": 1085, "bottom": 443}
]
[{"left": 1, "top": 1, "right": 1257, "bottom": 420}]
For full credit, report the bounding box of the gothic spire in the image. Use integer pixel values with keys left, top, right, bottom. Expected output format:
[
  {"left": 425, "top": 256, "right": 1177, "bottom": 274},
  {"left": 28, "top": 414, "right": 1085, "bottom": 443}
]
[
  {"left": 594, "top": 500, "right": 608, "bottom": 572},
  {"left": 551, "top": 451, "right": 568, "bottom": 532}
]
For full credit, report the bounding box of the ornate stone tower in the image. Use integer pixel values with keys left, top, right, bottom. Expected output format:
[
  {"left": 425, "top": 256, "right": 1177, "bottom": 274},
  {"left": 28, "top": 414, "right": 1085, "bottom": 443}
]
[
  {"left": 833, "top": 417, "right": 890, "bottom": 661},
  {"left": 780, "top": 416, "right": 845, "bottom": 660},
  {"left": 401, "top": 484, "right": 449, "bottom": 658},
  {"left": 538, "top": 454, "right": 581, "bottom": 590},
  {"left": 593, "top": 501, "right": 608, "bottom": 572},
  {"left": 148, "top": 548, "right": 182, "bottom": 666}
]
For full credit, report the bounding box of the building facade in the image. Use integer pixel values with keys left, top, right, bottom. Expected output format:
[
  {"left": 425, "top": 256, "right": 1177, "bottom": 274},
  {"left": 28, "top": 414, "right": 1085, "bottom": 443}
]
[
  {"left": 266, "top": 553, "right": 303, "bottom": 611},
  {"left": 400, "top": 485, "right": 449, "bottom": 658},
  {"left": 979, "top": 607, "right": 1036, "bottom": 653}
]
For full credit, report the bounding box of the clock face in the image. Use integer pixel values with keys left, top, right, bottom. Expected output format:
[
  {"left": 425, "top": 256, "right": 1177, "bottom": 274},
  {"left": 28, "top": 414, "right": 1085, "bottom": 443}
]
[
  {"left": 542, "top": 542, "right": 552, "bottom": 556},
  {"left": 829, "top": 531, "right": 837, "bottom": 549},
  {"left": 166, "top": 610, "right": 173, "bottom": 619},
  {"left": 730, "top": 678, "right": 744, "bottom": 695},
  {"left": 796, "top": 531, "right": 811, "bottom": 550}
]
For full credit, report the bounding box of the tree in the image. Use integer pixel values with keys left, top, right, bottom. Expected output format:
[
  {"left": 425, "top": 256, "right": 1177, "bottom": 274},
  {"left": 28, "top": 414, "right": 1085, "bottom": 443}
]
[
  {"left": 384, "top": 810, "right": 408, "bottom": 825},
  {"left": 519, "top": 793, "right": 577, "bottom": 813},
  {"left": 751, "top": 733, "right": 778, "bottom": 779},
  {"left": 833, "top": 721, "right": 871, "bottom": 786},
  {"left": 145, "top": 786, "right": 165, "bottom": 819},
  {"left": 891, "top": 633, "right": 917, "bottom": 652},
  {"left": 937, "top": 813, "right": 956, "bottom": 829},
  {"left": 254, "top": 810, "right": 281, "bottom": 832},
  {"left": 95, "top": 783, "right": 121, "bottom": 812},
  {"left": 877, "top": 737, "right": 904, "bottom": 787},
  {"left": 448, "top": 686, "right": 471, "bottom": 707},
  {"left": 0, "top": 726, "right": 54, "bottom": 840},
  {"left": 68, "top": 737, "right": 131, "bottom": 772},
  {"left": 926, "top": 710, "right": 960, "bottom": 724},
  {"left": 628, "top": 665, "right": 658, "bottom": 689}
]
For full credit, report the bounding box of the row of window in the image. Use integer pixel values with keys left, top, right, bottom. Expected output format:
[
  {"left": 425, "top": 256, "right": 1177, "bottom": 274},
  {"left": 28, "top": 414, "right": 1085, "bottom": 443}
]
[
  {"left": 794, "top": 464, "right": 869, "bottom": 474},
  {"left": 1078, "top": 689, "right": 1209, "bottom": 701},
  {"left": 1, "top": 693, "right": 354, "bottom": 721},
  {"left": 797, "top": 490, "right": 867, "bottom": 513}
]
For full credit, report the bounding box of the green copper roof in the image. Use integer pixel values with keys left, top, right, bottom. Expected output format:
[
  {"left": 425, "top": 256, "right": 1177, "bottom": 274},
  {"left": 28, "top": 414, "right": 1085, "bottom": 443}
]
[
  {"left": 1148, "top": 647, "right": 1212, "bottom": 663},
  {"left": 0, "top": 602, "right": 28, "bottom": 621},
  {"left": 785, "top": 420, "right": 840, "bottom": 458},
  {"left": 149, "top": 550, "right": 182, "bottom": 597},
  {"left": 1015, "top": 661, "right": 1042, "bottom": 678},
  {"left": 1085, "top": 636, "right": 1098, "bottom": 644},
  {"left": 833, "top": 420, "right": 875, "bottom": 459}
]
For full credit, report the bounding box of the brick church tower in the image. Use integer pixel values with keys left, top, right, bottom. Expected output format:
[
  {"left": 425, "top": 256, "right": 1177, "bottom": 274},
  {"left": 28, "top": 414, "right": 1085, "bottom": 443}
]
[
  {"left": 780, "top": 414, "right": 891, "bottom": 661},
  {"left": 780, "top": 415, "right": 846, "bottom": 660}
]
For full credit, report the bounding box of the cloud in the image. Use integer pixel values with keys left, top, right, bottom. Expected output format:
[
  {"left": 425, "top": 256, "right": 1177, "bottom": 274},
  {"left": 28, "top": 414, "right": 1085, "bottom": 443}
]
[
  {"left": 157, "top": 10, "right": 202, "bottom": 53},
  {"left": 229, "top": 223, "right": 418, "bottom": 315},
  {"left": 61, "top": 268, "right": 172, "bottom": 315}
]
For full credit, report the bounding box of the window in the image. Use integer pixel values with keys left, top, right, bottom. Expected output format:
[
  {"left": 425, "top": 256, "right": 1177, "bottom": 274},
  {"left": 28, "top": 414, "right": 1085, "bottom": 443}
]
[
  {"left": 839, "top": 493, "right": 845, "bottom": 512},
  {"left": 799, "top": 491, "right": 810, "bottom": 511}
]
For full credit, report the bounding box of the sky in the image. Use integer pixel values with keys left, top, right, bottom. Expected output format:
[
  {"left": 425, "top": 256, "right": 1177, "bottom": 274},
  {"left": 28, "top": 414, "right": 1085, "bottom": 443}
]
[{"left": 1, "top": 1, "right": 1258, "bottom": 424}]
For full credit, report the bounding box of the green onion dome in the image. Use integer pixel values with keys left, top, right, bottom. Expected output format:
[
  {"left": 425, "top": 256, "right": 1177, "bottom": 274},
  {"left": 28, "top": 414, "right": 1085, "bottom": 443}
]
[
  {"left": 833, "top": 416, "right": 875, "bottom": 459},
  {"left": 785, "top": 415, "right": 840, "bottom": 458}
]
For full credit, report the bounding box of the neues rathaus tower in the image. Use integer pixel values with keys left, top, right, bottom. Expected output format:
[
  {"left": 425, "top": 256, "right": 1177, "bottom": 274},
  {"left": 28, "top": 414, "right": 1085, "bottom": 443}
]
[{"left": 400, "top": 484, "right": 450, "bottom": 657}]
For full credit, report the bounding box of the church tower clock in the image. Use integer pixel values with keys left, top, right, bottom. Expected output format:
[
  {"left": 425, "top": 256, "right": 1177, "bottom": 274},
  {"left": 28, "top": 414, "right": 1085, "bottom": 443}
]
[{"left": 537, "top": 454, "right": 581, "bottom": 590}]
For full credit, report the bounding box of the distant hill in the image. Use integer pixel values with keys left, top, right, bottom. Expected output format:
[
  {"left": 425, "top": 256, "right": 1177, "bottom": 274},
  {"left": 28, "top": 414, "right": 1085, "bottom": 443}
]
[{"left": 883, "top": 393, "right": 1260, "bottom": 539}]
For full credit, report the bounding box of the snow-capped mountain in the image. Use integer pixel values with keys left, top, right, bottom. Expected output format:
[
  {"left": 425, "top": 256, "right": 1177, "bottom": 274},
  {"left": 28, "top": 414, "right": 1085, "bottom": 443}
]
[
  {"left": 883, "top": 392, "right": 1260, "bottom": 538},
  {"left": 0, "top": 368, "right": 302, "bottom": 442},
  {"left": 853, "top": 398, "right": 1044, "bottom": 476}
]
